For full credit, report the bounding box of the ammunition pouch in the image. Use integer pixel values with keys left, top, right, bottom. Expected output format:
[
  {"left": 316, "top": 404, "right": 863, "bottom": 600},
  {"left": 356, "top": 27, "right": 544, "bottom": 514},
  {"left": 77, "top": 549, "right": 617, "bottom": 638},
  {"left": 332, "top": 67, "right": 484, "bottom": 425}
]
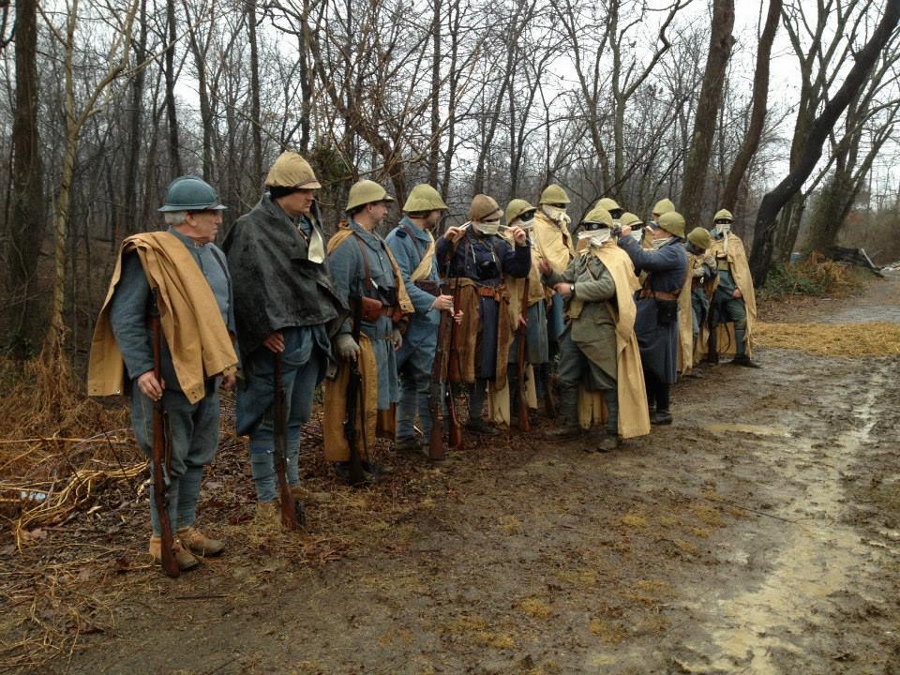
[{"left": 655, "top": 299, "right": 678, "bottom": 326}]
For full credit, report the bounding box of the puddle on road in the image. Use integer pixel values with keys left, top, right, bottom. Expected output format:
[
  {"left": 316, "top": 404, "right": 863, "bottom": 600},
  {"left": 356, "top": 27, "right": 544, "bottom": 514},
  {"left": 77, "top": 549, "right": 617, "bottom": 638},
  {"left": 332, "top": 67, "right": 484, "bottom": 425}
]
[
  {"left": 702, "top": 423, "right": 791, "bottom": 437},
  {"left": 680, "top": 376, "right": 885, "bottom": 673}
]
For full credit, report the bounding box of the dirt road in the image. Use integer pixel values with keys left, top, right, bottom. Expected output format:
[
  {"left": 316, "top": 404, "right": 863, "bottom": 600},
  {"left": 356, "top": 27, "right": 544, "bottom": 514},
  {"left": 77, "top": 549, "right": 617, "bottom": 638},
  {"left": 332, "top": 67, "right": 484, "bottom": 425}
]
[{"left": 10, "top": 271, "right": 900, "bottom": 675}]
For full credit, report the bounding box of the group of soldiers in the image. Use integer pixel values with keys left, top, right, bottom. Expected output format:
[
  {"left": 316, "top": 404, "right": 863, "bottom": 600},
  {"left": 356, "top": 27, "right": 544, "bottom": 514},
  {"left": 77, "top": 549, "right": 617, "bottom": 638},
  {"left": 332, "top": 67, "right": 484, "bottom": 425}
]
[{"left": 87, "top": 150, "right": 758, "bottom": 573}]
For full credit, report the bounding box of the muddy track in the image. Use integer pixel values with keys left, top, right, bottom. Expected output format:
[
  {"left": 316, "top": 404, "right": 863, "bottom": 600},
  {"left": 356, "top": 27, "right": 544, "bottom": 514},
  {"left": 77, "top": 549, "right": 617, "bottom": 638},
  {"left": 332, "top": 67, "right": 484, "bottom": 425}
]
[{"left": 18, "top": 272, "right": 900, "bottom": 675}]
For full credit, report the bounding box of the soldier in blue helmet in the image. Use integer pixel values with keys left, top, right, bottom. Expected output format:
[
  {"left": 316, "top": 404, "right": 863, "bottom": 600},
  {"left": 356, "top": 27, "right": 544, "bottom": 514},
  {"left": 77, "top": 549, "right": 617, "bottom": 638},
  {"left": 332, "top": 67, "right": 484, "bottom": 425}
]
[{"left": 89, "top": 176, "right": 238, "bottom": 572}]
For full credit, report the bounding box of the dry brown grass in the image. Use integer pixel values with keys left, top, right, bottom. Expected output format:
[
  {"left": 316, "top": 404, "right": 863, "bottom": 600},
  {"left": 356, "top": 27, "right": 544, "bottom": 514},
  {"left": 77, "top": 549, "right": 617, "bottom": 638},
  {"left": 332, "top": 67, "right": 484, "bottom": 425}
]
[{"left": 755, "top": 321, "right": 900, "bottom": 356}]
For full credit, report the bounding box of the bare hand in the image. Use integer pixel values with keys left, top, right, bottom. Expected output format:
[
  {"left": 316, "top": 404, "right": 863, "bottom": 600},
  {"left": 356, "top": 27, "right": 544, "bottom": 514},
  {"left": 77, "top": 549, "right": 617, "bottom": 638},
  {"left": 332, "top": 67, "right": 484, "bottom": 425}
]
[
  {"left": 554, "top": 282, "right": 574, "bottom": 299},
  {"left": 453, "top": 309, "right": 464, "bottom": 325},
  {"left": 221, "top": 372, "right": 236, "bottom": 391},
  {"left": 263, "top": 332, "right": 285, "bottom": 353},
  {"left": 136, "top": 371, "right": 164, "bottom": 401},
  {"left": 517, "top": 314, "right": 527, "bottom": 329},
  {"left": 510, "top": 226, "right": 527, "bottom": 245},
  {"left": 443, "top": 226, "right": 465, "bottom": 242},
  {"left": 733, "top": 288, "right": 743, "bottom": 299},
  {"left": 619, "top": 225, "right": 632, "bottom": 237},
  {"left": 538, "top": 258, "right": 551, "bottom": 275},
  {"left": 432, "top": 293, "right": 454, "bottom": 312}
]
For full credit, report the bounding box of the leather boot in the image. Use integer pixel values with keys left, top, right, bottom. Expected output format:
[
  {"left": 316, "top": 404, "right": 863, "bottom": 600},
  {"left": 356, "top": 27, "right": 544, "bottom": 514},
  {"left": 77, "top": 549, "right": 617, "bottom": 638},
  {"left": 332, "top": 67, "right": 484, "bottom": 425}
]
[
  {"left": 149, "top": 535, "right": 200, "bottom": 571},
  {"left": 545, "top": 385, "right": 580, "bottom": 439},
  {"left": 177, "top": 526, "right": 225, "bottom": 557}
]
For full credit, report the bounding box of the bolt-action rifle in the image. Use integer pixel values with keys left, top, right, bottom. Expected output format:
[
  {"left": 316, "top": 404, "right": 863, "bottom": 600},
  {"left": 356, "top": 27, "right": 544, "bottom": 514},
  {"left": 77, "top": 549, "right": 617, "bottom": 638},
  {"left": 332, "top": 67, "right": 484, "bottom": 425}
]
[
  {"left": 150, "top": 303, "right": 179, "bottom": 578},
  {"left": 516, "top": 278, "right": 531, "bottom": 432},
  {"left": 428, "top": 285, "right": 452, "bottom": 462},
  {"left": 273, "top": 352, "right": 301, "bottom": 528},
  {"left": 343, "top": 297, "right": 368, "bottom": 486},
  {"left": 446, "top": 281, "right": 463, "bottom": 450}
]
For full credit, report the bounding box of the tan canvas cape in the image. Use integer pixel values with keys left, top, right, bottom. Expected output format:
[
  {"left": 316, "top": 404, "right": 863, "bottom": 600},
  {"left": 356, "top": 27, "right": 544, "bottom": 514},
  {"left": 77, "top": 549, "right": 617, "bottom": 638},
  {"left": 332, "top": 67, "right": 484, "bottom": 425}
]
[
  {"left": 410, "top": 233, "right": 437, "bottom": 283},
  {"left": 574, "top": 243, "right": 650, "bottom": 439},
  {"left": 532, "top": 212, "right": 575, "bottom": 273},
  {"left": 703, "top": 233, "right": 757, "bottom": 358},
  {"left": 323, "top": 335, "right": 396, "bottom": 461},
  {"left": 88, "top": 232, "right": 238, "bottom": 405},
  {"left": 445, "top": 278, "right": 512, "bottom": 389},
  {"left": 326, "top": 225, "right": 415, "bottom": 316}
]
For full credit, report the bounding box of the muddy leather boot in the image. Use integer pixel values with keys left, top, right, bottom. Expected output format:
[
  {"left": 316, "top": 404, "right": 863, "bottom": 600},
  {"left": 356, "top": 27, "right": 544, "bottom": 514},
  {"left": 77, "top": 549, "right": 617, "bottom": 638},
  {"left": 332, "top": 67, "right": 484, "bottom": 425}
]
[
  {"left": 732, "top": 328, "right": 761, "bottom": 368},
  {"left": 177, "top": 526, "right": 225, "bottom": 557},
  {"left": 545, "top": 385, "right": 580, "bottom": 439},
  {"left": 149, "top": 535, "right": 200, "bottom": 571}
]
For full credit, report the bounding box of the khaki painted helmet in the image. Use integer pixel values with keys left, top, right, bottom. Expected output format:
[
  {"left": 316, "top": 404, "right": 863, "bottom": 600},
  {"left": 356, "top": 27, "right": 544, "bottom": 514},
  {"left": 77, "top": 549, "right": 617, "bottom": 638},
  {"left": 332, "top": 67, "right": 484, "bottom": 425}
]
[
  {"left": 265, "top": 151, "right": 322, "bottom": 189},
  {"left": 596, "top": 197, "right": 621, "bottom": 212},
  {"left": 619, "top": 212, "right": 643, "bottom": 229},
  {"left": 582, "top": 205, "right": 613, "bottom": 228},
  {"left": 652, "top": 198, "right": 676, "bottom": 217},
  {"left": 158, "top": 176, "right": 226, "bottom": 212},
  {"left": 687, "top": 226, "right": 711, "bottom": 250},
  {"left": 657, "top": 211, "right": 686, "bottom": 238},
  {"left": 403, "top": 184, "right": 448, "bottom": 213},
  {"left": 714, "top": 208, "right": 734, "bottom": 223},
  {"left": 346, "top": 179, "right": 395, "bottom": 212},
  {"left": 505, "top": 198, "right": 535, "bottom": 225},
  {"left": 468, "top": 194, "right": 502, "bottom": 221},
  {"left": 539, "top": 183, "right": 570, "bottom": 205}
]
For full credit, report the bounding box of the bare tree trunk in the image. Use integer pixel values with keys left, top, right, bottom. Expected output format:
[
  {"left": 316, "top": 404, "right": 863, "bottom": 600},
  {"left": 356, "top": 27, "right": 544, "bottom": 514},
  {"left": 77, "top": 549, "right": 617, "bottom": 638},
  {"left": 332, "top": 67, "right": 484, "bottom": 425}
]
[
  {"left": 123, "top": 0, "right": 147, "bottom": 237},
  {"left": 248, "top": 0, "right": 262, "bottom": 180},
  {"left": 165, "top": 0, "right": 182, "bottom": 175},
  {"left": 721, "top": 0, "right": 781, "bottom": 210},
  {"left": 748, "top": 0, "right": 900, "bottom": 286},
  {"left": 680, "top": 0, "right": 734, "bottom": 226},
  {"left": 428, "top": 0, "right": 441, "bottom": 186},
  {"left": 6, "top": 0, "right": 45, "bottom": 358}
]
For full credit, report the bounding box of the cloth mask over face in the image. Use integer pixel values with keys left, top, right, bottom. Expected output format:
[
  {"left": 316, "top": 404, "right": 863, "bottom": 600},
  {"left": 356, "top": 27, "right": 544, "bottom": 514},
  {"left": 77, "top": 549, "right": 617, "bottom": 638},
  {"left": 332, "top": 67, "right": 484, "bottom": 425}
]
[
  {"left": 714, "top": 223, "right": 731, "bottom": 238},
  {"left": 628, "top": 228, "right": 643, "bottom": 243},
  {"left": 589, "top": 229, "right": 612, "bottom": 248},
  {"left": 542, "top": 205, "right": 570, "bottom": 226},
  {"left": 474, "top": 221, "right": 501, "bottom": 236}
]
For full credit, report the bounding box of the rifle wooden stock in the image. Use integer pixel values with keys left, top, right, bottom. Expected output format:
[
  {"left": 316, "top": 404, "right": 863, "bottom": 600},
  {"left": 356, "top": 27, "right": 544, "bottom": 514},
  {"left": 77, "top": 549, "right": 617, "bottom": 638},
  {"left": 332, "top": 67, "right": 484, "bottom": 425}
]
[
  {"left": 446, "top": 282, "right": 463, "bottom": 450},
  {"left": 150, "top": 314, "right": 179, "bottom": 578},
  {"left": 273, "top": 353, "right": 299, "bottom": 529},
  {"left": 428, "top": 302, "right": 451, "bottom": 462},
  {"left": 516, "top": 278, "right": 531, "bottom": 432},
  {"left": 344, "top": 298, "right": 368, "bottom": 486}
]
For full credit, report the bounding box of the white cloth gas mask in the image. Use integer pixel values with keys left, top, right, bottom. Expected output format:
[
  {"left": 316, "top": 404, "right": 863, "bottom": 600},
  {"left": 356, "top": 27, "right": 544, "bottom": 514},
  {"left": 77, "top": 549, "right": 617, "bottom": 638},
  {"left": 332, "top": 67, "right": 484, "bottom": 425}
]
[
  {"left": 542, "top": 205, "right": 570, "bottom": 225},
  {"left": 474, "top": 220, "right": 501, "bottom": 235},
  {"left": 714, "top": 222, "right": 732, "bottom": 238},
  {"left": 589, "top": 229, "right": 612, "bottom": 248}
]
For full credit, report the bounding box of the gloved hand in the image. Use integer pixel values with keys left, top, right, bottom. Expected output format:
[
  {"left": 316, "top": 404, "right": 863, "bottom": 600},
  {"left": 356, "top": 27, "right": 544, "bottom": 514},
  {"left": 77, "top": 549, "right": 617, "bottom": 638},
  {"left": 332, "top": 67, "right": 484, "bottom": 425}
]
[
  {"left": 335, "top": 333, "right": 360, "bottom": 361},
  {"left": 391, "top": 328, "right": 403, "bottom": 351}
]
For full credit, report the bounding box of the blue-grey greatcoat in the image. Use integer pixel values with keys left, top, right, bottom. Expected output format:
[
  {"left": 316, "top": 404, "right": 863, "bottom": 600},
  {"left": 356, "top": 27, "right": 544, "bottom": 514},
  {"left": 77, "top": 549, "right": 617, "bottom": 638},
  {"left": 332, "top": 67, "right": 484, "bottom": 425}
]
[
  {"left": 618, "top": 236, "right": 688, "bottom": 384},
  {"left": 328, "top": 220, "right": 401, "bottom": 410},
  {"left": 385, "top": 217, "right": 442, "bottom": 441}
]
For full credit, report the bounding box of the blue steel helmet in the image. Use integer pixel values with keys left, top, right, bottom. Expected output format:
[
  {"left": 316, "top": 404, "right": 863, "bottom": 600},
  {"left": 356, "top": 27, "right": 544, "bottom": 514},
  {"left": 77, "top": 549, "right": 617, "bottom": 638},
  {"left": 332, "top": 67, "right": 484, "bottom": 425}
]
[{"left": 158, "top": 176, "right": 227, "bottom": 212}]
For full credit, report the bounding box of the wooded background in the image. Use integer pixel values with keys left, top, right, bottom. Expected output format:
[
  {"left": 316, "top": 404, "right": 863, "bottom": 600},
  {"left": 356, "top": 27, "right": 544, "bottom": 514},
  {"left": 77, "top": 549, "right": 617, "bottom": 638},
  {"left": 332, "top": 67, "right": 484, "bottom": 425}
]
[{"left": 1, "top": 0, "right": 899, "bottom": 367}]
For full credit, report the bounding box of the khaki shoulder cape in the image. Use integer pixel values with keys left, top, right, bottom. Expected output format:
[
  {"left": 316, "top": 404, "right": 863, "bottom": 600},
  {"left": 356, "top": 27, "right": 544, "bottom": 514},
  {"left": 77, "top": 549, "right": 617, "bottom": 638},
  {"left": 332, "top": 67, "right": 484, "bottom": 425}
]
[
  {"left": 533, "top": 212, "right": 575, "bottom": 274},
  {"left": 323, "top": 335, "right": 395, "bottom": 462},
  {"left": 87, "top": 232, "right": 238, "bottom": 405},
  {"left": 704, "top": 233, "right": 757, "bottom": 358},
  {"left": 576, "top": 244, "right": 650, "bottom": 439}
]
